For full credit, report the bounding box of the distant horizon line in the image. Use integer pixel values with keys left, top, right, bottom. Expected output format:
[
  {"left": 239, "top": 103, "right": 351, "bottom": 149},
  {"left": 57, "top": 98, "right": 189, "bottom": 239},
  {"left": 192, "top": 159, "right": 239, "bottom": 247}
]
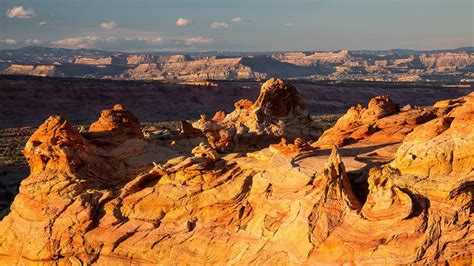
[{"left": 2, "top": 45, "right": 473, "bottom": 54}]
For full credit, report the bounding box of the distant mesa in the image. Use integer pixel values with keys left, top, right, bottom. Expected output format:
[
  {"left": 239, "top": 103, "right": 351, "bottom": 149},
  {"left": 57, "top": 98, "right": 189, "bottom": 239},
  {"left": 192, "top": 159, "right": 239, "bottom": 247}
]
[{"left": 0, "top": 46, "right": 473, "bottom": 82}]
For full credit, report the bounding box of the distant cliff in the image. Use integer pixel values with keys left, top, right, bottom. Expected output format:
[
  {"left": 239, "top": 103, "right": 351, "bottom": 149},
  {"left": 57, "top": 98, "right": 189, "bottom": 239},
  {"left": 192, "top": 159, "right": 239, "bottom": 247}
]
[{"left": 0, "top": 46, "right": 472, "bottom": 82}]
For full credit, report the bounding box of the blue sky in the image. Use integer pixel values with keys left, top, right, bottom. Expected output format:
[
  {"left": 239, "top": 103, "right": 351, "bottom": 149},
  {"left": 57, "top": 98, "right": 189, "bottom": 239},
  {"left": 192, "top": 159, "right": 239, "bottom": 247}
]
[{"left": 0, "top": 0, "right": 472, "bottom": 51}]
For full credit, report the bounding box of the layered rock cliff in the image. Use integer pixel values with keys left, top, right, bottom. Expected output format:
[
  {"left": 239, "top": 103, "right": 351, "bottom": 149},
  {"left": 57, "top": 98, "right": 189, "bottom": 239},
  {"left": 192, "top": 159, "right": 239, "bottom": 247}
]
[
  {"left": 419, "top": 52, "right": 474, "bottom": 70},
  {"left": 123, "top": 56, "right": 267, "bottom": 81},
  {"left": 74, "top": 56, "right": 127, "bottom": 65},
  {"left": 2, "top": 46, "right": 472, "bottom": 81},
  {"left": 0, "top": 79, "right": 472, "bottom": 265},
  {"left": 0, "top": 64, "right": 64, "bottom": 77},
  {"left": 272, "top": 50, "right": 350, "bottom": 66}
]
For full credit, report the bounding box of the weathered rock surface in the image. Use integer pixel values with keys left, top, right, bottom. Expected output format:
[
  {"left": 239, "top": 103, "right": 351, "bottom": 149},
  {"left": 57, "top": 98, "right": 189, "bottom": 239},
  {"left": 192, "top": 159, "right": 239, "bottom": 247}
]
[
  {"left": 272, "top": 50, "right": 350, "bottom": 66},
  {"left": 123, "top": 56, "right": 267, "bottom": 81},
  {"left": 193, "top": 78, "right": 322, "bottom": 151},
  {"left": 74, "top": 56, "right": 127, "bottom": 65},
  {"left": 0, "top": 80, "right": 472, "bottom": 265},
  {"left": 392, "top": 92, "right": 474, "bottom": 178},
  {"left": 87, "top": 104, "right": 144, "bottom": 145},
  {"left": 313, "top": 95, "right": 436, "bottom": 152}
]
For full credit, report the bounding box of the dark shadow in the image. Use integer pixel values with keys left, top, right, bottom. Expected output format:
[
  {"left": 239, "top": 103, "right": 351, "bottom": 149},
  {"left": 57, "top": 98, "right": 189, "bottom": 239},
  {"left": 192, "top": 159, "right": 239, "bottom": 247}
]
[
  {"left": 398, "top": 188, "right": 430, "bottom": 219},
  {"left": 315, "top": 142, "right": 400, "bottom": 157}
]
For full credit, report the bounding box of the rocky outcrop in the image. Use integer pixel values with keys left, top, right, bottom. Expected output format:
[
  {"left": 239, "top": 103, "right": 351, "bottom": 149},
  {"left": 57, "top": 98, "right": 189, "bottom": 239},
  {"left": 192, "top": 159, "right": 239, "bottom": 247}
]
[
  {"left": 123, "top": 63, "right": 162, "bottom": 80},
  {"left": 192, "top": 78, "right": 322, "bottom": 150},
  {"left": 419, "top": 52, "right": 473, "bottom": 70},
  {"left": 272, "top": 50, "right": 350, "bottom": 66},
  {"left": 87, "top": 104, "right": 144, "bottom": 144},
  {"left": 126, "top": 54, "right": 160, "bottom": 65},
  {"left": 74, "top": 56, "right": 127, "bottom": 65},
  {"left": 313, "top": 95, "right": 436, "bottom": 150},
  {"left": 123, "top": 56, "right": 267, "bottom": 81},
  {"left": 158, "top": 56, "right": 266, "bottom": 80},
  {"left": 392, "top": 92, "right": 474, "bottom": 178},
  {"left": 0, "top": 84, "right": 472, "bottom": 264},
  {"left": 0, "top": 64, "right": 63, "bottom": 77}
]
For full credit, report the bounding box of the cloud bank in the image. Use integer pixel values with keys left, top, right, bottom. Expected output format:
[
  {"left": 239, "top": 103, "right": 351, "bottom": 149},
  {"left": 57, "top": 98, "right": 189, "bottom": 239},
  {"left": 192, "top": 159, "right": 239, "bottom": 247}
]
[
  {"left": 6, "top": 6, "right": 35, "bottom": 19},
  {"left": 50, "top": 35, "right": 214, "bottom": 51}
]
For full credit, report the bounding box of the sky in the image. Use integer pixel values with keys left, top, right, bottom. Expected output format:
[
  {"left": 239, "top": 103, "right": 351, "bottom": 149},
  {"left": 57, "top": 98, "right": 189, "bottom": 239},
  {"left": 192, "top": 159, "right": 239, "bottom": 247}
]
[{"left": 0, "top": 0, "right": 473, "bottom": 52}]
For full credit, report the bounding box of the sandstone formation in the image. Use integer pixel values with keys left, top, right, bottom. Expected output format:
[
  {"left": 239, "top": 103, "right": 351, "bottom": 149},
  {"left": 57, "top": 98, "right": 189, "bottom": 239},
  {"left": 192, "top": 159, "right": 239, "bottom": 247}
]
[
  {"left": 74, "top": 56, "right": 127, "bottom": 65},
  {"left": 313, "top": 95, "right": 437, "bottom": 150},
  {"left": 192, "top": 78, "right": 322, "bottom": 150},
  {"left": 272, "top": 50, "right": 350, "bottom": 66},
  {"left": 126, "top": 54, "right": 160, "bottom": 65},
  {"left": 419, "top": 52, "right": 474, "bottom": 70},
  {"left": 392, "top": 92, "right": 474, "bottom": 178},
  {"left": 87, "top": 104, "right": 144, "bottom": 145},
  {"left": 123, "top": 56, "right": 267, "bottom": 81},
  {"left": 0, "top": 80, "right": 472, "bottom": 265},
  {"left": 0, "top": 64, "right": 63, "bottom": 77}
]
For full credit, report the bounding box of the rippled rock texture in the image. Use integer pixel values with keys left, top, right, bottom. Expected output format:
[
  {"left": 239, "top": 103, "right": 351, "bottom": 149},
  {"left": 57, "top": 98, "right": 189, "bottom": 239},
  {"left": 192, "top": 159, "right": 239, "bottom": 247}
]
[{"left": 0, "top": 79, "right": 472, "bottom": 265}]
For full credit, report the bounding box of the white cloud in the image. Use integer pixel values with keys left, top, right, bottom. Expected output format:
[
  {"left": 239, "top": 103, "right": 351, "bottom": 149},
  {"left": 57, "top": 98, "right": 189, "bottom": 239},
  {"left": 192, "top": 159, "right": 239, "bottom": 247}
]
[
  {"left": 51, "top": 36, "right": 116, "bottom": 49},
  {"left": 100, "top": 20, "right": 118, "bottom": 30},
  {"left": 26, "top": 39, "right": 41, "bottom": 45},
  {"left": 210, "top": 22, "right": 229, "bottom": 29},
  {"left": 231, "top": 17, "right": 243, "bottom": 22},
  {"left": 176, "top": 18, "right": 191, "bottom": 27},
  {"left": 6, "top": 6, "right": 36, "bottom": 19},
  {"left": 284, "top": 23, "right": 296, "bottom": 26},
  {"left": 39, "top": 21, "right": 47, "bottom": 26},
  {"left": 182, "top": 37, "right": 214, "bottom": 46},
  {"left": 0, "top": 39, "right": 17, "bottom": 45},
  {"left": 50, "top": 35, "right": 214, "bottom": 50}
]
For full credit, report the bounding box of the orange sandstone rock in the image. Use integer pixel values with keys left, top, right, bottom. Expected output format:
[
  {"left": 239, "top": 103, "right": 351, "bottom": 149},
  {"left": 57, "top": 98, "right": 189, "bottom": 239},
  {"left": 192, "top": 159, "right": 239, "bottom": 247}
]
[
  {"left": 193, "top": 78, "right": 322, "bottom": 151},
  {"left": 0, "top": 87, "right": 472, "bottom": 265},
  {"left": 88, "top": 104, "right": 144, "bottom": 144},
  {"left": 314, "top": 95, "right": 436, "bottom": 150}
]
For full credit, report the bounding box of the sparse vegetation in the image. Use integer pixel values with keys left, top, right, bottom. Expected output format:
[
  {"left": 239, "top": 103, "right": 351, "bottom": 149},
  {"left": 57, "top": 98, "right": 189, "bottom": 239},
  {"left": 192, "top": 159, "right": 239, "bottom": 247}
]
[
  {"left": 311, "top": 114, "right": 342, "bottom": 131},
  {"left": 0, "top": 127, "right": 34, "bottom": 167}
]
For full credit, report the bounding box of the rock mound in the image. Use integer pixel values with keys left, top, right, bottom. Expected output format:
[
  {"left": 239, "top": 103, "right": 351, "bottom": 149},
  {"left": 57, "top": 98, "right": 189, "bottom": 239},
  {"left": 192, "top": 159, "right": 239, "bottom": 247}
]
[
  {"left": 314, "top": 95, "right": 435, "bottom": 149},
  {"left": 193, "top": 78, "right": 322, "bottom": 151},
  {"left": 392, "top": 92, "right": 474, "bottom": 178},
  {"left": 88, "top": 104, "right": 144, "bottom": 144}
]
